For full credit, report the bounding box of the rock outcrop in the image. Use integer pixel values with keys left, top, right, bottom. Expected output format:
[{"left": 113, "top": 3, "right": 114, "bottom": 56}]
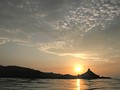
[
  {"left": 80, "top": 68, "right": 100, "bottom": 79},
  {"left": 78, "top": 68, "right": 111, "bottom": 79}
]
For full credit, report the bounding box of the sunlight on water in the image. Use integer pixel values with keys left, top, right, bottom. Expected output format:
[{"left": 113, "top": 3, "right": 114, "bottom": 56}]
[
  {"left": 76, "top": 79, "right": 88, "bottom": 90},
  {"left": 77, "top": 79, "right": 80, "bottom": 90},
  {"left": 0, "top": 78, "right": 120, "bottom": 90}
]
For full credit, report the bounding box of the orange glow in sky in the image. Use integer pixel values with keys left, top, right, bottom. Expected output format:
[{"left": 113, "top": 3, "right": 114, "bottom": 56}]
[{"left": 74, "top": 64, "right": 83, "bottom": 74}]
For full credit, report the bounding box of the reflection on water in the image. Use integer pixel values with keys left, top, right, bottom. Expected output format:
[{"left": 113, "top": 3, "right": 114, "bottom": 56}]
[
  {"left": 77, "top": 79, "right": 80, "bottom": 90},
  {"left": 76, "top": 78, "right": 120, "bottom": 90},
  {"left": 77, "top": 79, "right": 88, "bottom": 90},
  {"left": 0, "top": 78, "right": 120, "bottom": 90}
]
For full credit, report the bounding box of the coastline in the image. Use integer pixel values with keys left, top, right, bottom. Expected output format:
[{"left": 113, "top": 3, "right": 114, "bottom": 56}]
[{"left": 0, "top": 65, "right": 111, "bottom": 79}]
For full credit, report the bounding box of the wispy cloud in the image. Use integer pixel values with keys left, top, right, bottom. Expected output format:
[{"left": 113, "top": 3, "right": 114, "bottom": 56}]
[
  {"left": 0, "top": 29, "right": 31, "bottom": 45},
  {"left": 0, "top": 37, "right": 9, "bottom": 45}
]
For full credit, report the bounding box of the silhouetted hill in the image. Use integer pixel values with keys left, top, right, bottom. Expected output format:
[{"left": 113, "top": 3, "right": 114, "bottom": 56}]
[
  {"left": 79, "top": 68, "right": 100, "bottom": 79},
  {"left": 0, "top": 65, "right": 111, "bottom": 79},
  {"left": 78, "top": 68, "right": 111, "bottom": 79},
  {"left": 0, "top": 65, "right": 76, "bottom": 79}
]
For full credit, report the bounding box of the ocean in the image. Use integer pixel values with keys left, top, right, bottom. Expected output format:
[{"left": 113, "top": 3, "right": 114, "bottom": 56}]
[{"left": 0, "top": 78, "right": 120, "bottom": 90}]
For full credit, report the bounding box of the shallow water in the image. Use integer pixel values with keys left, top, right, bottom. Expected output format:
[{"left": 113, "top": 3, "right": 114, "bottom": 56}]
[{"left": 0, "top": 78, "right": 120, "bottom": 90}]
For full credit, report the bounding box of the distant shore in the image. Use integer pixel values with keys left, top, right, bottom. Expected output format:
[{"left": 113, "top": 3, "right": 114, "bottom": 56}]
[{"left": 0, "top": 65, "right": 111, "bottom": 79}]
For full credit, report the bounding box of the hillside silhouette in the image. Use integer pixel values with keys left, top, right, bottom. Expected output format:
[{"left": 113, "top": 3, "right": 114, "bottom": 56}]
[
  {"left": 0, "top": 65, "right": 111, "bottom": 79},
  {"left": 0, "top": 65, "right": 76, "bottom": 79}
]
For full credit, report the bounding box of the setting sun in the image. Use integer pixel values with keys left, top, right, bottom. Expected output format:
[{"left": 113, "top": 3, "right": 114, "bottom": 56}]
[{"left": 75, "top": 65, "right": 83, "bottom": 74}]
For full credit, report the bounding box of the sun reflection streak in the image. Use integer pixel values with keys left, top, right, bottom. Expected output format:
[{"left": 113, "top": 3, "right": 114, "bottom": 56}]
[{"left": 77, "top": 79, "right": 80, "bottom": 90}]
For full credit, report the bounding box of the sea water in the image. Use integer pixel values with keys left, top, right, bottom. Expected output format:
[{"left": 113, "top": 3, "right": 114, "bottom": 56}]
[{"left": 0, "top": 78, "right": 120, "bottom": 90}]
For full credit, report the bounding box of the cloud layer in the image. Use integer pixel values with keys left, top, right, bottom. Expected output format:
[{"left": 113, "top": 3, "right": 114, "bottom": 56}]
[{"left": 0, "top": 0, "right": 120, "bottom": 62}]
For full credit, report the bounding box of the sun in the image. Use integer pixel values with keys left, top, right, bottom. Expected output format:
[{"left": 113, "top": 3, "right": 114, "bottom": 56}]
[
  {"left": 76, "top": 67, "right": 81, "bottom": 72},
  {"left": 74, "top": 65, "right": 82, "bottom": 74}
]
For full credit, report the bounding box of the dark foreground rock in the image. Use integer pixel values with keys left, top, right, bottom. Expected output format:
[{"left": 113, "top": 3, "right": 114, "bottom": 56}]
[{"left": 0, "top": 65, "right": 111, "bottom": 79}]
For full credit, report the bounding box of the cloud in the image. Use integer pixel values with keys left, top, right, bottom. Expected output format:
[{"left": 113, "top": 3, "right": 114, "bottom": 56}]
[
  {"left": 0, "top": 29, "right": 31, "bottom": 45},
  {"left": 37, "top": 0, "right": 120, "bottom": 60},
  {"left": 38, "top": 44, "right": 114, "bottom": 62},
  {"left": 0, "top": 0, "right": 120, "bottom": 61},
  {"left": 0, "top": 37, "right": 9, "bottom": 45}
]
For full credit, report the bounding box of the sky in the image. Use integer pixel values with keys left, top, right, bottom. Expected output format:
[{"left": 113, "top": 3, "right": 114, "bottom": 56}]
[{"left": 0, "top": 0, "right": 120, "bottom": 77}]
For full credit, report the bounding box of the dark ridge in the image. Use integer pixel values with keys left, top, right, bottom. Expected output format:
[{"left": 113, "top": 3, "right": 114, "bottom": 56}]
[
  {"left": 0, "top": 65, "right": 111, "bottom": 79},
  {"left": 0, "top": 65, "right": 76, "bottom": 79}
]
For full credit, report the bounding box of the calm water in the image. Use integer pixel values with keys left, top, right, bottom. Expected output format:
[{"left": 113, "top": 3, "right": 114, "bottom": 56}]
[{"left": 0, "top": 78, "right": 120, "bottom": 90}]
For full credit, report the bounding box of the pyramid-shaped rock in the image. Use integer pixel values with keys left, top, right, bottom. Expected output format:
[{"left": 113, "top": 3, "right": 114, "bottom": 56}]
[{"left": 80, "top": 68, "right": 100, "bottom": 79}]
